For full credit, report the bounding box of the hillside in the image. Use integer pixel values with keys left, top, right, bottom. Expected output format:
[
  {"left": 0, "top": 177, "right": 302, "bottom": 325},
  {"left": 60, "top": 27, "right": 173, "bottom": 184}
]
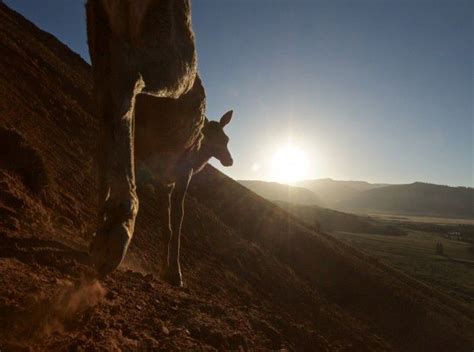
[
  {"left": 275, "top": 202, "right": 406, "bottom": 236},
  {"left": 239, "top": 180, "right": 323, "bottom": 206},
  {"left": 296, "top": 178, "right": 388, "bottom": 206},
  {"left": 341, "top": 182, "right": 474, "bottom": 218},
  {"left": 0, "top": 3, "right": 473, "bottom": 351}
]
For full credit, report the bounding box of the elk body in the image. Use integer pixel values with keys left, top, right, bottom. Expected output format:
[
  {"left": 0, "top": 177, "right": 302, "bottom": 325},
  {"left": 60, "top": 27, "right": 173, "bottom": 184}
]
[{"left": 86, "top": 0, "right": 233, "bottom": 286}]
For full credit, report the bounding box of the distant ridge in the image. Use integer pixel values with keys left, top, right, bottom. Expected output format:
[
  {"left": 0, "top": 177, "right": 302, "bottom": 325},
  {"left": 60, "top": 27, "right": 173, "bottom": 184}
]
[
  {"left": 341, "top": 181, "right": 474, "bottom": 218},
  {"left": 250, "top": 178, "right": 474, "bottom": 219}
]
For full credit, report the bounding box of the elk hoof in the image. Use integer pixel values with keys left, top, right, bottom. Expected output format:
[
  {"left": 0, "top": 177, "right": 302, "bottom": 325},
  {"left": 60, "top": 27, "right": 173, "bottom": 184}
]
[
  {"left": 161, "top": 267, "right": 183, "bottom": 287},
  {"left": 89, "top": 222, "right": 132, "bottom": 278}
]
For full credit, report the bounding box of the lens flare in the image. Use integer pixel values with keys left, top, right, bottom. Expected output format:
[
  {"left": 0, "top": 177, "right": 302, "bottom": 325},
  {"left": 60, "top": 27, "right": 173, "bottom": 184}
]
[{"left": 271, "top": 145, "right": 309, "bottom": 183}]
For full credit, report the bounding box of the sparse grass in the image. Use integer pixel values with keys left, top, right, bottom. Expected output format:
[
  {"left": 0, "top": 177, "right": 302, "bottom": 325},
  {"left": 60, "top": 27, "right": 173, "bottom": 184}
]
[
  {"left": 332, "top": 229, "right": 474, "bottom": 308},
  {"left": 367, "top": 211, "right": 474, "bottom": 225}
]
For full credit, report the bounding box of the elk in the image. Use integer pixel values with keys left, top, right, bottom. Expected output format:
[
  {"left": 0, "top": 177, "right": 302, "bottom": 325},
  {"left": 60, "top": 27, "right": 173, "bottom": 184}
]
[
  {"left": 86, "top": 0, "right": 233, "bottom": 285},
  {"left": 135, "top": 96, "right": 233, "bottom": 286}
]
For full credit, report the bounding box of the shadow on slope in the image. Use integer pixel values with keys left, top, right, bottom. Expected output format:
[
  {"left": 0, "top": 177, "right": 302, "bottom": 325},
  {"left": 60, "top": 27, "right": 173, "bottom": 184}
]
[
  {"left": 191, "top": 168, "right": 474, "bottom": 351},
  {"left": 276, "top": 201, "right": 406, "bottom": 236}
]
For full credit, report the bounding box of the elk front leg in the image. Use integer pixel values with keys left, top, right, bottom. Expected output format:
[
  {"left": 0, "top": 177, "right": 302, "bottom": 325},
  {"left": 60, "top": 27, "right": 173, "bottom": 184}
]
[
  {"left": 156, "top": 183, "right": 172, "bottom": 274},
  {"left": 162, "top": 171, "right": 192, "bottom": 287},
  {"left": 90, "top": 76, "right": 143, "bottom": 277}
]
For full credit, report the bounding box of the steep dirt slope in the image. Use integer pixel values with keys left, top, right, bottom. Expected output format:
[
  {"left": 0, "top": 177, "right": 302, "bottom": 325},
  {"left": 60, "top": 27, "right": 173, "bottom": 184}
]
[{"left": 0, "top": 3, "right": 473, "bottom": 351}]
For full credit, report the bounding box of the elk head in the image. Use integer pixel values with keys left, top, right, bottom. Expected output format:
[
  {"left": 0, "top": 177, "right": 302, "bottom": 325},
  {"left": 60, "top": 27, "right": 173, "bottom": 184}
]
[{"left": 201, "top": 110, "right": 233, "bottom": 167}]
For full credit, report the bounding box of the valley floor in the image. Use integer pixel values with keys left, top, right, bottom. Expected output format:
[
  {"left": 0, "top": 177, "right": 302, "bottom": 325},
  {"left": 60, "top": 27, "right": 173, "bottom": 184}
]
[{"left": 332, "top": 229, "right": 474, "bottom": 310}]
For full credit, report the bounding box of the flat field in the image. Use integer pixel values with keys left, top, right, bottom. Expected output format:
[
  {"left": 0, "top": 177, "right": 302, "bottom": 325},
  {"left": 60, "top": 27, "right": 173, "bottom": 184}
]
[
  {"left": 367, "top": 211, "right": 474, "bottom": 225},
  {"left": 332, "top": 229, "right": 474, "bottom": 308}
]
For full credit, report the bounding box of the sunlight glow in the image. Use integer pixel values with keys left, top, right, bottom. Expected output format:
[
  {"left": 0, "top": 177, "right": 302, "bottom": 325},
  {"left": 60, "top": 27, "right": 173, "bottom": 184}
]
[{"left": 271, "top": 145, "right": 309, "bottom": 183}]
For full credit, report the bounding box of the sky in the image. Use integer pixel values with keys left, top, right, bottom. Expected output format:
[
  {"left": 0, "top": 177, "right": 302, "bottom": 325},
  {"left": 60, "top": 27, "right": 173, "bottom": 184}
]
[{"left": 4, "top": 0, "right": 473, "bottom": 187}]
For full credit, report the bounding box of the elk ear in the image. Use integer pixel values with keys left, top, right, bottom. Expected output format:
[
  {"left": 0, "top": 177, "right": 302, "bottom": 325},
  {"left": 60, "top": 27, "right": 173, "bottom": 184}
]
[{"left": 219, "top": 110, "right": 233, "bottom": 127}]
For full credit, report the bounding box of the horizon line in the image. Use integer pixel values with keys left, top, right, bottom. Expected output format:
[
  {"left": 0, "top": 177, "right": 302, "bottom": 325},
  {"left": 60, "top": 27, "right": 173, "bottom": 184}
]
[{"left": 236, "top": 177, "right": 474, "bottom": 189}]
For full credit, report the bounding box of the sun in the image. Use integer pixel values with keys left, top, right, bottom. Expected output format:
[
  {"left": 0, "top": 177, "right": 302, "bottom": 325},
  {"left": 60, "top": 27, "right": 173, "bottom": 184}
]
[{"left": 271, "top": 145, "right": 309, "bottom": 184}]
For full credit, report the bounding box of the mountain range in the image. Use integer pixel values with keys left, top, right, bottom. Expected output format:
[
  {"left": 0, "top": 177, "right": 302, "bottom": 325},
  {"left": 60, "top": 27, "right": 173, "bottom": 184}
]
[{"left": 240, "top": 178, "right": 473, "bottom": 218}]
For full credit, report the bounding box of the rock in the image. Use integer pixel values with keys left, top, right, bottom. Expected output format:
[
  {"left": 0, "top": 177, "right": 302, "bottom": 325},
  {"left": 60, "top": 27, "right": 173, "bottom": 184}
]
[
  {"left": 105, "top": 291, "right": 116, "bottom": 300},
  {"left": 141, "top": 281, "right": 154, "bottom": 291},
  {"left": 161, "top": 325, "right": 170, "bottom": 336}
]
